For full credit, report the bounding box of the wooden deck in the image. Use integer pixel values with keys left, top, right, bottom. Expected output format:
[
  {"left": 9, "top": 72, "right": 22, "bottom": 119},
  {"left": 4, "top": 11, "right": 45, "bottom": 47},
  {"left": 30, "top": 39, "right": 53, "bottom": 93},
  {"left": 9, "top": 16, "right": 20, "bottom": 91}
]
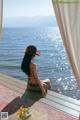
[{"left": 0, "top": 73, "right": 80, "bottom": 119}]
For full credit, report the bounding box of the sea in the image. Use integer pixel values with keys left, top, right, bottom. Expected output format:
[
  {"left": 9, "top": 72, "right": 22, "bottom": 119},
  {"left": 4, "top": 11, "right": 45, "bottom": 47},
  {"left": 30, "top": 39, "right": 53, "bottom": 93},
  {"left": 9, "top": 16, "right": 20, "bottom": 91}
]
[{"left": 0, "top": 27, "right": 80, "bottom": 99}]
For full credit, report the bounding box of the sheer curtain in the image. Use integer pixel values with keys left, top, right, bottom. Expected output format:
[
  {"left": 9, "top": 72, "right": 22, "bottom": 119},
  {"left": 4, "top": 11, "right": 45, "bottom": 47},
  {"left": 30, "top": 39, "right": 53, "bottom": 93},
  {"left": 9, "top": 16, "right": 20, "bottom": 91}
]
[
  {"left": 0, "top": 0, "right": 3, "bottom": 35},
  {"left": 52, "top": 0, "right": 80, "bottom": 88}
]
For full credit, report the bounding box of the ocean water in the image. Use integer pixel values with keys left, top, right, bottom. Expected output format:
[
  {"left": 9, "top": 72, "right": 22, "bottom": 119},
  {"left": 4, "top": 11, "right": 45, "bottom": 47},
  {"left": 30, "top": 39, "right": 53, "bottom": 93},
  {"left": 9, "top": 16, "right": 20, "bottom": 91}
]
[{"left": 0, "top": 27, "right": 80, "bottom": 99}]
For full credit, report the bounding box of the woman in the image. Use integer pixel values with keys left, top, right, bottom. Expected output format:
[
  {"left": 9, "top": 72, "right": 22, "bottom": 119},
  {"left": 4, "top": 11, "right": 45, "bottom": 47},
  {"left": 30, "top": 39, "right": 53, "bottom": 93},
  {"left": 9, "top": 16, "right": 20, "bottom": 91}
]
[{"left": 21, "top": 45, "right": 51, "bottom": 97}]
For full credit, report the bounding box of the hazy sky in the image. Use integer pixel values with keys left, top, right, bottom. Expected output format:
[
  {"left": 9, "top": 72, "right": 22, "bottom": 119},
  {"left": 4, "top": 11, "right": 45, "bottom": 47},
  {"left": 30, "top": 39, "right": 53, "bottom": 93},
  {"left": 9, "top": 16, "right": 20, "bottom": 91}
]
[{"left": 4, "top": 0, "right": 54, "bottom": 18}]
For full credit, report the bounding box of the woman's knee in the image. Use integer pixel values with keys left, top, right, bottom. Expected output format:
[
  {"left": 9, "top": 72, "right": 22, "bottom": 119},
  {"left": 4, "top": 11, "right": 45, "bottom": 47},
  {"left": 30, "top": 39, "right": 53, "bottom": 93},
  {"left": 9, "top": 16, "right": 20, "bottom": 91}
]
[
  {"left": 42, "top": 79, "right": 50, "bottom": 83},
  {"left": 41, "top": 79, "right": 51, "bottom": 90}
]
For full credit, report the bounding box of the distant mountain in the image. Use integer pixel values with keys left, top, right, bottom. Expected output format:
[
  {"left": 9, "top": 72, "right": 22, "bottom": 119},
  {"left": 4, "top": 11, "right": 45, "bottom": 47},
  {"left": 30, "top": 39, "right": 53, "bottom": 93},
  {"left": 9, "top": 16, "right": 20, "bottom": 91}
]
[{"left": 3, "top": 16, "right": 58, "bottom": 27}]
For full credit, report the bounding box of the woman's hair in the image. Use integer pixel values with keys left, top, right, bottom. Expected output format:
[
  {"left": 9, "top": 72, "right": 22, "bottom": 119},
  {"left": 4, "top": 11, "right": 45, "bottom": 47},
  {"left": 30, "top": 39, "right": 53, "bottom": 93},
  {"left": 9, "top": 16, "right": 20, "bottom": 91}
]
[{"left": 21, "top": 45, "right": 37, "bottom": 76}]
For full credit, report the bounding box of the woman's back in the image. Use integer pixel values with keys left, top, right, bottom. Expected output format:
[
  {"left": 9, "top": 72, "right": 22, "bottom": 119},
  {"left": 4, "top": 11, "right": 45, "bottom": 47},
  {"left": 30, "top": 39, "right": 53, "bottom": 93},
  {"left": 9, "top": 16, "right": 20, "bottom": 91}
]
[{"left": 28, "top": 63, "right": 38, "bottom": 85}]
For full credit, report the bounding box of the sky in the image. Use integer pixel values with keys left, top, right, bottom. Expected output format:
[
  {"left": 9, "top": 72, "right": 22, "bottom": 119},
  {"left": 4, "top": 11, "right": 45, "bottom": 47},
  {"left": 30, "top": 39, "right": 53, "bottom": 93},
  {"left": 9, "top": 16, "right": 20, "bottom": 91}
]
[{"left": 3, "top": 0, "right": 54, "bottom": 18}]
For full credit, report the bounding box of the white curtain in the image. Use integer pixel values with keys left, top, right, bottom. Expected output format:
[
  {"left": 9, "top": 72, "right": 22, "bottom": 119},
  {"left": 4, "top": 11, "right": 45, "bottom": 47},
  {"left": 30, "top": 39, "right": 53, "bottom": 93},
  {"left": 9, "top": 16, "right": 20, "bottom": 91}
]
[
  {"left": 0, "top": 0, "right": 3, "bottom": 35},
  {"left": 52, "top": 0, "right": 80, "bottom": 88}
]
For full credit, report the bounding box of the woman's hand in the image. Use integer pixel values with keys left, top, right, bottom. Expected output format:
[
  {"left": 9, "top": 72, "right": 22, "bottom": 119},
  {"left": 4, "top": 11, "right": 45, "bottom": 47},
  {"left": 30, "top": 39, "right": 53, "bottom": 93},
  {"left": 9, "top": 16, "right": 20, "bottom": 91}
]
[{"left": 42, "top": 88, "right": 47, "bottom": 97}]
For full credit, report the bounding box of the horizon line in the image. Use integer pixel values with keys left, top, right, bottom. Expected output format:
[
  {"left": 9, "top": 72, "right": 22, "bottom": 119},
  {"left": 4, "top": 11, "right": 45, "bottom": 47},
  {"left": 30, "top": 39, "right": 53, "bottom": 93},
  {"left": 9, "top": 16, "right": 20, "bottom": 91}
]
[{"left": 3, "top": 15, "right": 55, "bottom": 18}]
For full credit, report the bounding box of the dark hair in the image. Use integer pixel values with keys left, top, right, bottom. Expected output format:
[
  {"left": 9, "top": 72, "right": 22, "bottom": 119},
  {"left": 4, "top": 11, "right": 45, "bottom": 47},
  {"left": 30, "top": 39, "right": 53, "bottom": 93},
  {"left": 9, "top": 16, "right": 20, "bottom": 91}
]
[{"left": 21, "top": 45, "right": 37, "bottom": 76}]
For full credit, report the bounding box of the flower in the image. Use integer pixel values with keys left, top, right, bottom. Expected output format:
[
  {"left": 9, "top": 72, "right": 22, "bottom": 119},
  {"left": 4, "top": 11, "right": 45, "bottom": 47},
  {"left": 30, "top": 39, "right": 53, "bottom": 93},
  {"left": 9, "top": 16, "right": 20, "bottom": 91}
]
[
  {"left": 17, "top": 106, "right": 25, "bottom": 115},
  {"left": 16, "top": 106, "right": 31, "bottom": 120}
]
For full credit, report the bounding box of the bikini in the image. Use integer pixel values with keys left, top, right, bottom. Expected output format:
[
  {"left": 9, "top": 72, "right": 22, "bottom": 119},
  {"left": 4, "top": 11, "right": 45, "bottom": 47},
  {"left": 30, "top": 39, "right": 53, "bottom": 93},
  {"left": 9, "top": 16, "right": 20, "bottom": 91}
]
[
  {"left": 28, "top": 83, "right": 39, "bottom": 86},
  {"left": 27, "top": 82, "right": 41, "bottom": 91}
]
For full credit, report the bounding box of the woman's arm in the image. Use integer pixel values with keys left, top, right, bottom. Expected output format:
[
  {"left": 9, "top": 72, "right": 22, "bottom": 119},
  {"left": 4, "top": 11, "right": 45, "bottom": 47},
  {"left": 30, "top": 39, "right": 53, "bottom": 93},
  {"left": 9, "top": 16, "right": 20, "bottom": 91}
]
[{"left": 31, "top": 64, "right": 46, "bottom": 96}]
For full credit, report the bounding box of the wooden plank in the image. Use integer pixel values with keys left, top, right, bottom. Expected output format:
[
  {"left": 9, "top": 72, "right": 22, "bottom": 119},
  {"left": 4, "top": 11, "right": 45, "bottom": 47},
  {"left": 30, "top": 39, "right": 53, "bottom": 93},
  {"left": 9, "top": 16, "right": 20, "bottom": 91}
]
[
  {"left": 40, "top": 98, "right": 79, "bottom": 118},
  {"left": 48, "top": 90, "right": 80, "bottom": 106},
  {"left": 46, "top": 94, "right": 80, "bottom": 112},
  {"left": 0, "top": 73, "right": 26, "bottom": 86},
  {"left": 0, "top": 78, "right": 25, "bottom": 94},
  {"left": 0, "top": 75, "right": 26, "bottom": 90},
  {"left": 0, "top": 73, "right": 80, "bottom": 118}
]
